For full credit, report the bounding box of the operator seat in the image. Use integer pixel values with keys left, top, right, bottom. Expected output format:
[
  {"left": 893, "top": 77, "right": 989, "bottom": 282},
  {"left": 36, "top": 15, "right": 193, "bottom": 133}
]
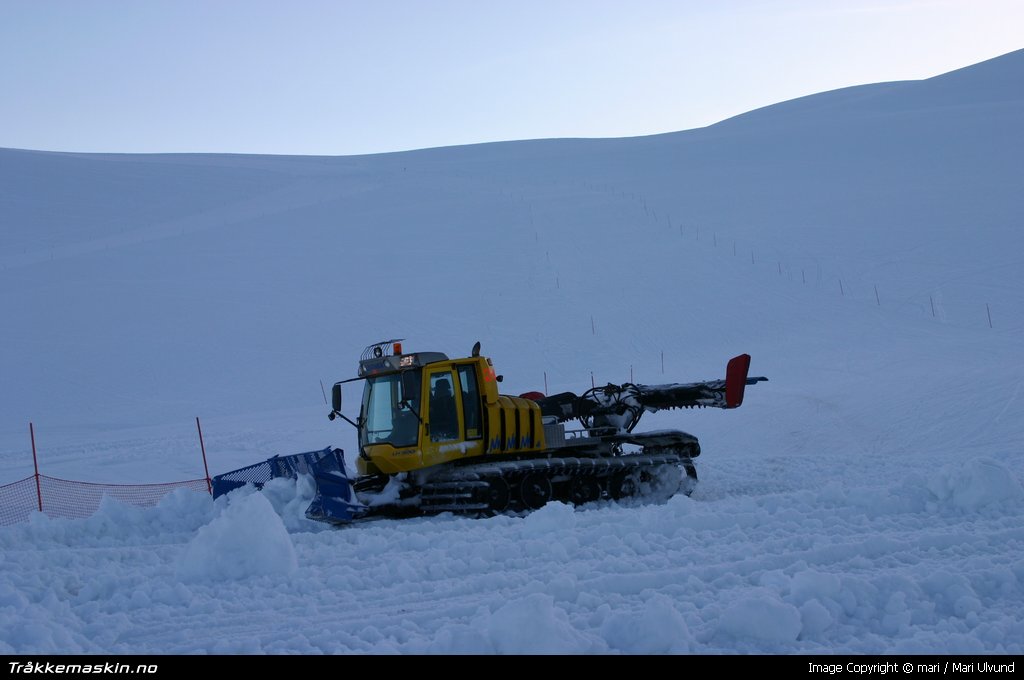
[{"left": 430, "top": 377, "right": 458, "bottom": 441}]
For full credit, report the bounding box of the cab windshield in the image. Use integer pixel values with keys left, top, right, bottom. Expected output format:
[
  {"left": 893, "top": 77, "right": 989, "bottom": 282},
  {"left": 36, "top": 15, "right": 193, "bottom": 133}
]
[{"left": 360, "top": 370, "right": 421, "bottom": 449}]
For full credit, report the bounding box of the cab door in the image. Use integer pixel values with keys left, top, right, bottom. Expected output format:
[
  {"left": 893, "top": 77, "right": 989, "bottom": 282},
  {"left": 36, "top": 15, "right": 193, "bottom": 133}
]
[{"left": 420, "top": 365, "right": 485, "bottom": 467}]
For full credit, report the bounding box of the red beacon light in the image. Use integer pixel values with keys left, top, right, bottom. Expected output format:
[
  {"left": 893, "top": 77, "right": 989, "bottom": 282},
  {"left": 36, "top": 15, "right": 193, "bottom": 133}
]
[{"left": 393, "top": 342, "right": 403, "bottom": 355}]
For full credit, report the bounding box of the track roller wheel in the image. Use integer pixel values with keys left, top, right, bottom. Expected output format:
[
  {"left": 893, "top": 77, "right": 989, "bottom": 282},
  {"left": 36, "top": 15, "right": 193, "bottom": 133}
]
[
  {"left": 640, "top": 463, "right": 683, "bottom": 503},
  {"left": 568, "top": 477, "right": 602, "bottom": 506},
  {"left": 608, "top": 470, "right": 640, "bottom": 500},
  {"left": 484, "top": 477, "right": 511, "bottom": 513},
  {"left": 519, "top": 473, "right": 553, "bottom": 509}
]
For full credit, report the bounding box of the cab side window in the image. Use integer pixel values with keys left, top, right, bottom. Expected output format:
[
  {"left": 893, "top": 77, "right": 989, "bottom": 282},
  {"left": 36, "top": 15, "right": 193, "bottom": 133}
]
[
  {"left": 429, "top": 371, "right": 459, "bottom": 442},
  {"left": 458, "top": 365, "right": 482, "bottom": 440}
]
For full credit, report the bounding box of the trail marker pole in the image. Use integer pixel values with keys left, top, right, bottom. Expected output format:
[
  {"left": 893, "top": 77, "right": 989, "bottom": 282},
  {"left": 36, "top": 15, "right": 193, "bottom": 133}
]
[
  {"left": 30, "top": 422, "right": 42, "bottom": 512},
  {"left": 196, "top": 417, "right": 212, "bottom": 495}
]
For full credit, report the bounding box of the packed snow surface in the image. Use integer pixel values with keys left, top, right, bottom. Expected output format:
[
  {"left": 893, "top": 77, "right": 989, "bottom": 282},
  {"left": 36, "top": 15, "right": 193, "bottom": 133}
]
[
  {"left": 1, "top": 49, "right": 1023, "bottom": 653},
  {"left": 1, "top": 464, "right": 1021, "bottom": 653}
]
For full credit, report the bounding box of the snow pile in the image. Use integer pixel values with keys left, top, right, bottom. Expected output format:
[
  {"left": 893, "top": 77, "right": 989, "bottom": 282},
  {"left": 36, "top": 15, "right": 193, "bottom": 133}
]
[
  {"left": 717, "top": 593, "right": 803, "bottom": 644},
  {"left": 598, "top": 594, "right": 692, "bottom": 653},
  {"left": 473, "top": 593, "right": 596, "bottom": 654},
  {"left": 926, "top": 457, "right": 1024, "bottom": 511},
  {"left": 257, "top": 475, "right": 331, "bottom": 534},
  {"left": 177, "top": 489, "right": 297, "bottom": 582},
  {"left": 521, "top": 500, "right": 577, "bottom": 532}
]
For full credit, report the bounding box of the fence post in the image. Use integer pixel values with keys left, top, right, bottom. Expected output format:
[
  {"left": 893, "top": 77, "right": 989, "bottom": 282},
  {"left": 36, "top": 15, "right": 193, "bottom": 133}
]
[
  {"left": 30, "top": 422, "right": 42, "bottom": 512},
  {"left": 196, "top": 417, "right": 212, "bottom": 494}
]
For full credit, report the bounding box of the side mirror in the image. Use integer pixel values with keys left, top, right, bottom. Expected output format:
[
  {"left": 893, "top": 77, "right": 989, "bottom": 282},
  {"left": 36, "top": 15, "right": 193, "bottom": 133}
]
[{"left": 332, "top": 383, "right": 342, "bottom": 413}]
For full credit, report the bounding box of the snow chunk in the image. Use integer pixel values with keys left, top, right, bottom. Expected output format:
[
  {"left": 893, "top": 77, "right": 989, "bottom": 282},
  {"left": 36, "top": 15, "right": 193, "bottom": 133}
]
[
  {"left": 718, "top": 594, "right": 802, "bottom": 644},
  {"left": 927, "top": 458, "right": 1024, "bottom": 511},
  {"left": 0, "top": 582, "right": 30, "bottom": 612},
  {"left": 177, "top": 490, "right": 297, "bottom": 582},
  {"left": 259, "top": 475, "right": 330, "bottom": 534},
  {"left": 799, "top": 600, "right": 834, "bottom": 637},
  {"left": 920, "top": 570, "right": 983, "bottom": 618},
  {"left": 600, "top": 594, "right": 691, "bottom": 653},
  {"left": 476, "top": 593, "right": 594, "bottom": 653},
  {"left": 522, "top": 501, "right": 577, "bottom": 532},
  {"left": 790, "top": 570, "right": 842, "bottom": 604}
]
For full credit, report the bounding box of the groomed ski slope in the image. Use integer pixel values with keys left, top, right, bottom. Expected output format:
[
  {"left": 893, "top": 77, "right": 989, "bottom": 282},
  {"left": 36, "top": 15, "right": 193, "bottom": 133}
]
[
  {"left": 0, "top": 50, "right": 1022, "bottom": 653},
  {"left": 2, "top": 458, "right": 1022, "bottom": 654}
]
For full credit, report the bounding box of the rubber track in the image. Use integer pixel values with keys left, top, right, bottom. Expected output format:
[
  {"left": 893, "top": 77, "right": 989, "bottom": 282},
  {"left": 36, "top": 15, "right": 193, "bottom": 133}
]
[{"left": 418, "top": 452, "right": 687, "bottom": 511}]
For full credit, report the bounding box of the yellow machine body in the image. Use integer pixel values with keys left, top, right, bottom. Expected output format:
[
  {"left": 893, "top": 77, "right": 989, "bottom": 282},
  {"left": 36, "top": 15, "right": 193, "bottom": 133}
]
[{"left": 356, "top": 355, "right": 546, "bottom": 476}]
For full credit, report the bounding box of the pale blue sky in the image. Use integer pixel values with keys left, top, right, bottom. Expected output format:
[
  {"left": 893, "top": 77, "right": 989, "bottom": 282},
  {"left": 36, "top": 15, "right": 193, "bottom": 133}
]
[{"left": 1, "top": 0, "right": 1021, "bottom": 155}]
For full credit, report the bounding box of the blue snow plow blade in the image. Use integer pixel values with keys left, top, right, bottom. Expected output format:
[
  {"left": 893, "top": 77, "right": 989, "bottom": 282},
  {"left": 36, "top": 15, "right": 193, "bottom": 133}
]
[
  {"left": 211, "top": 447, "right": 367, "bottom": 524},
  {"left": 304, "top": 449, "right": 368, "bottom": 523}
]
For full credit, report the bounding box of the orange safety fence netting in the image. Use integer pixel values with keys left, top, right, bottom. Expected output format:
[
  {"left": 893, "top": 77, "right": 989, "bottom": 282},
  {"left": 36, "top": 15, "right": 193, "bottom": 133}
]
[
  {"left": 0, "top": 474, "right": 210, "bottom": 526},
  {"left": 0, "top": 476, "right": 41, "bottom": 526}
]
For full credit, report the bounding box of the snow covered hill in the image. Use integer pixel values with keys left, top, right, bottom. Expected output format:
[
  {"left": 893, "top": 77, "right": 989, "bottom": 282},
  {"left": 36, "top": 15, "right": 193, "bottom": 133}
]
[{"left": 0, "top": 49, "right": 1022, "bottom": 653}]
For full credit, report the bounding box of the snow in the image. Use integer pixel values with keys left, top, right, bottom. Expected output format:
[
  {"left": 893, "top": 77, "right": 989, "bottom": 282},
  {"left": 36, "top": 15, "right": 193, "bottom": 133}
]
[
  {"left": 599, "top": 594, "right": 692, "bottom": 653},
  {"left": 1, "top": 48, "right": 1023, "bottom": 653},
  {"left": 717, "top": 594, "right": 802, "bottom": 644},
  {"left": 177, "top": 487, "right": 297, "bottom": 582},
  {"left": 926, "top": 457, "right": 1024, "bottom": 512},
  {"left": 1, "top": 461, "right": 1023, "bottom": 652}
]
